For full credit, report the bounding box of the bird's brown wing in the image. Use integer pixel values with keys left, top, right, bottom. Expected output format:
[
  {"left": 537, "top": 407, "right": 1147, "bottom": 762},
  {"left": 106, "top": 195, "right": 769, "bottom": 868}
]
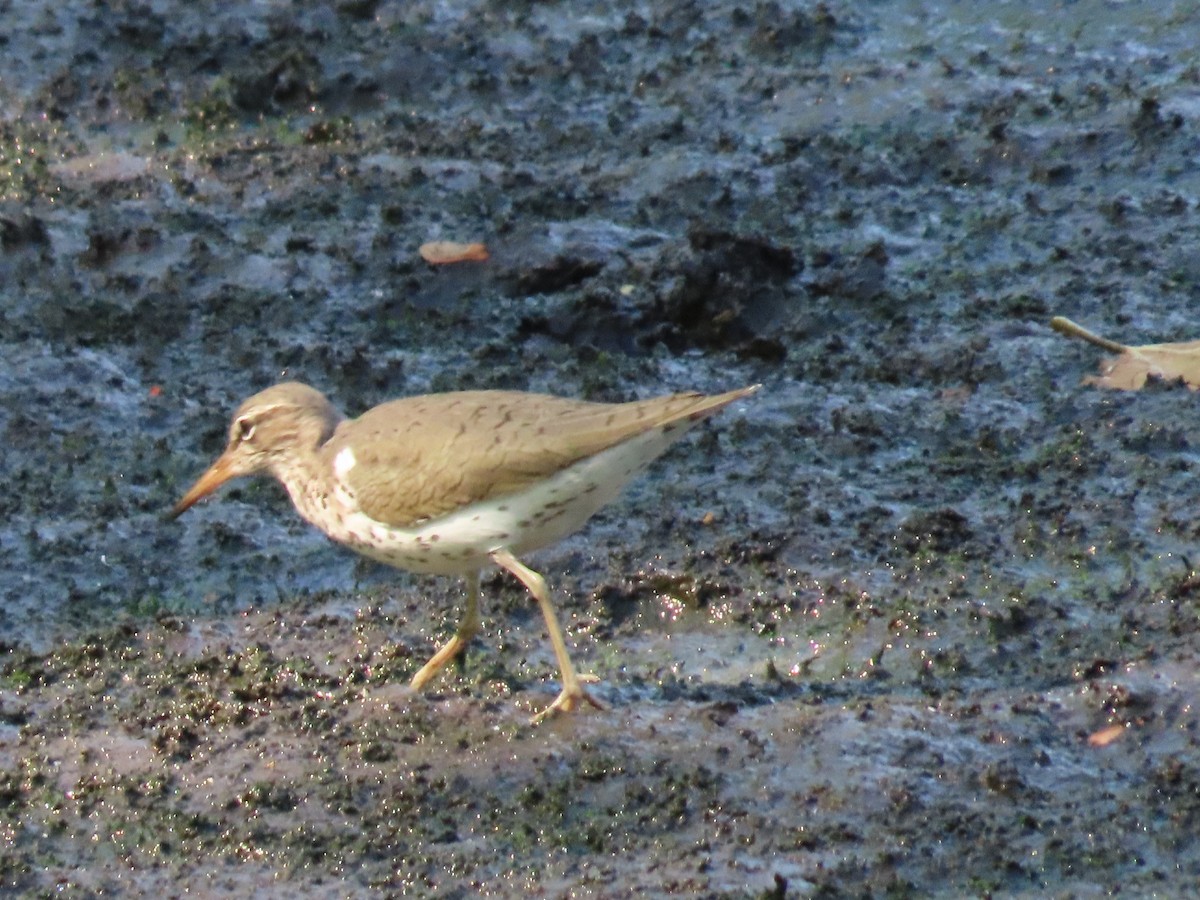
[{"left": 321, "top": 387, "right": 756, "bottom": 528}]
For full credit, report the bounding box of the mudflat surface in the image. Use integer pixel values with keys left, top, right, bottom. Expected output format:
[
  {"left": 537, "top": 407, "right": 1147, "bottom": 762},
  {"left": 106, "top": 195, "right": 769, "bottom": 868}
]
[{"left": 3, "top": 1, "right": 1200, "bottom": 896}]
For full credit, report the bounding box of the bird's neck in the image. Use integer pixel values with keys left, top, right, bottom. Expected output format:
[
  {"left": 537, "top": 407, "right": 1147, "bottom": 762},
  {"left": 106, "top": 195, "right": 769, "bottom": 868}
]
[
  {"left": 266, "top": 414, "right": 342, "bottom": 526},
  {"left": 270, "top": 450, "right": 336, "bottom": 528}
]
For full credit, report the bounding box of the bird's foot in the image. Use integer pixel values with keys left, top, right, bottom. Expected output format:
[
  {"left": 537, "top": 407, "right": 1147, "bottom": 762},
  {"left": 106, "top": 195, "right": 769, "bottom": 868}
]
[
  {"left": 529, "top": 674, "right": 604, "bottom": 724},
  {"left": 405, "top": 643, "right": 456, "bottom": 696},
  {"left": 409, "top": 631, "right": 474, "bottom": 692},
  {"left": 409, "top": 660, "right": 440, "bottom": 693}
]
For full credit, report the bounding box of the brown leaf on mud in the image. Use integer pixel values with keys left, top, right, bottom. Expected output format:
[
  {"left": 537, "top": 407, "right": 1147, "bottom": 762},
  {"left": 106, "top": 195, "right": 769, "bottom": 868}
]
[
  {"left": 1087, "top": 723, "right": 1126, "bottom": 747},
  {"left": 1051, "top": 316, "right": 1200, "bottom": 390},
  {"left": 419, "top": 240, "right": 489, "bottom": 264}
]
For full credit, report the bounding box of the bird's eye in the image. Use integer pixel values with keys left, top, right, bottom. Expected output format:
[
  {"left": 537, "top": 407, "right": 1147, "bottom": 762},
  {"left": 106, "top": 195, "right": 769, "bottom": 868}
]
[{"left": 235, "top": 417, "right": 256, "bottom": 443}]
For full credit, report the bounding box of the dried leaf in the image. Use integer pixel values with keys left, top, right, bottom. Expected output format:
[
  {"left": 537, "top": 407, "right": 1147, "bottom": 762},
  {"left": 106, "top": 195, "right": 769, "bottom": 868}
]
[
  {"left": 419, "top": 241, "right": 489, "bottom": 265},
  {"left": 1087, "top": 723, "right": 1126, "bottom": 747},
  {"left": 1051, "top": 316, "right": 1200, "bottom": 390}
]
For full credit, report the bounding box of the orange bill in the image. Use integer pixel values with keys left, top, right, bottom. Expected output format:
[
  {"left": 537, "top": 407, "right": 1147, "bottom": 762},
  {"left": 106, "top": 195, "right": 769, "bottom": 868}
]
[{"left": 170, "top": 451, "right": 240, "bottom": 519}]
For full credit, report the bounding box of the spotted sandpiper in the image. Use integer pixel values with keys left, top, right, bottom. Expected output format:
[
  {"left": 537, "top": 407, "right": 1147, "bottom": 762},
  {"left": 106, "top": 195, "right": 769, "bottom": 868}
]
[{"left": 172, "top": 381, "right": 759, "bottom": 721}]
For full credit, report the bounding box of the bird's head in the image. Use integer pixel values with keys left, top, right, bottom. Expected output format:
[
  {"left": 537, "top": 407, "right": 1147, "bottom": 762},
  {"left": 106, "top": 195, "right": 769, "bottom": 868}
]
[{"left": 170, "top": 382, "right": 341, "bottom": 518}]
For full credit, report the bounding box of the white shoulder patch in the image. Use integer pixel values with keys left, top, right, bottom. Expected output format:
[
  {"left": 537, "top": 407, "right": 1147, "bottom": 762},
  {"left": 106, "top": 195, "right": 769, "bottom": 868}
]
[{"left": 333, "top": 446, "right": 357, "bottom": 480}]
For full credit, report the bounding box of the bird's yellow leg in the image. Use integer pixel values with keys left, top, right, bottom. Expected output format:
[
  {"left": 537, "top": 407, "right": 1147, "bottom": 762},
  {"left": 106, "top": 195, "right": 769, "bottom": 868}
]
[
  {"left": 490, "top": 548, "right": 603, "bottom": 723},
  {"left": 410, "top": 571, "right": 481, "bottom": 691}
]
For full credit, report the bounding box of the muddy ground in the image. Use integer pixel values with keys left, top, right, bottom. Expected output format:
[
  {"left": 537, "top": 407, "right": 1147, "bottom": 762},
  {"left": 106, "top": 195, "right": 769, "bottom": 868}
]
[{"left": 2, "top": 0, "right": 1200, "bottom": 896}]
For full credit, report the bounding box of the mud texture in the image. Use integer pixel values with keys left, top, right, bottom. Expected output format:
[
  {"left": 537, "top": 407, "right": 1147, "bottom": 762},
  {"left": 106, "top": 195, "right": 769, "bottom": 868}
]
[{"left": 3, "top": 1, "right": 1200, "bottom": 896}]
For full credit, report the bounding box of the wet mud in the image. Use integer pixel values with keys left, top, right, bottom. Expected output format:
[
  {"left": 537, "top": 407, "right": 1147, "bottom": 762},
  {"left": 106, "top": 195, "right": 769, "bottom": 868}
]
[{"left": 3, "top": 0, "right": 1200, "bottom": 896}]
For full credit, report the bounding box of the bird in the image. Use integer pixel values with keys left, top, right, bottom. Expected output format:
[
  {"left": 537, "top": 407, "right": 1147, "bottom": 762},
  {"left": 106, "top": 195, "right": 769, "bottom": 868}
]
[{"left": 171, "top": 380, "right": 759, "bottom": 722}]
